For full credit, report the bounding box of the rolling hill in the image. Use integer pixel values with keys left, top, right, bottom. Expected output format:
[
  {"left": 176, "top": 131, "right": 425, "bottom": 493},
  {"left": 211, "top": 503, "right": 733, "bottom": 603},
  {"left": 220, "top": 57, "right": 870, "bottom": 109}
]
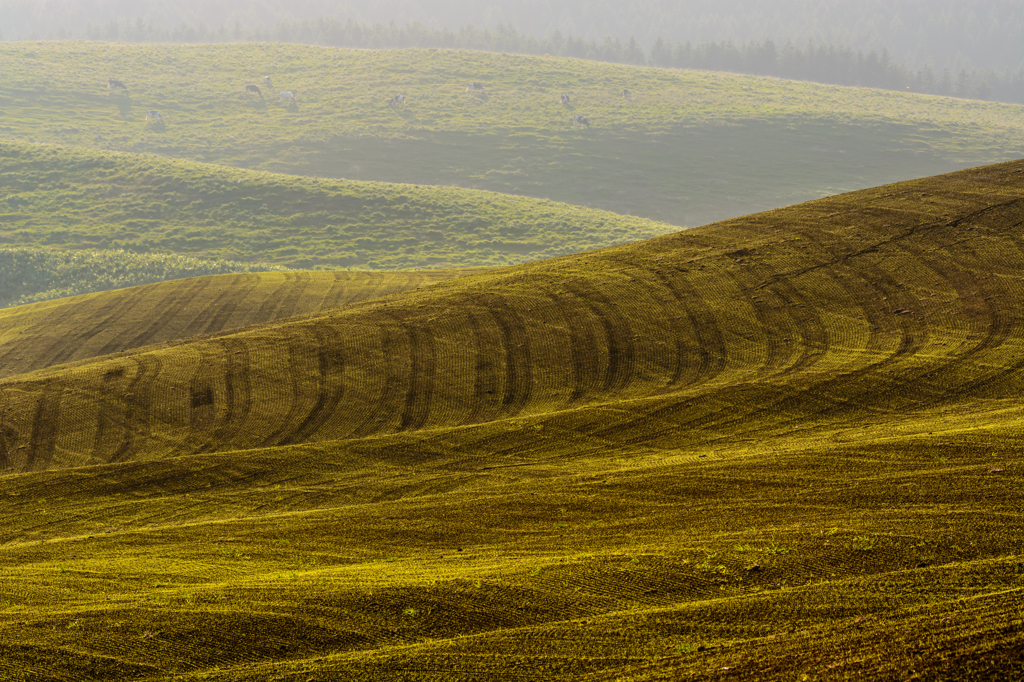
[
  {"left": 0, "top": 161, "right": 1022, "bottom": 679},
  {"left": 1, "top": 41, "right": 1022, "bottom": 227},
  {"left": 0, "top": 246, "right": 290, "bottom": 309},
  {"left": 0, "top": 268, "right": 467, "bottom": 379},
  {"left": 0, "top": 139, "right": 674, "bottom": 271}
]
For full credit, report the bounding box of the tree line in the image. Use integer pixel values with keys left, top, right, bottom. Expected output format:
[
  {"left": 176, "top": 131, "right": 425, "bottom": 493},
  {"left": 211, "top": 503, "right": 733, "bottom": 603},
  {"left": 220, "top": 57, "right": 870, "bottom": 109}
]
[
  {"left": 656, "top": 38, "right": 1023, "bottom": 104},
  {"left": 68, "top": 17, "right": 1024, "bottom": 105},
  {"left": 4, "top": 1, "right": 1022, "bottom": 75}
]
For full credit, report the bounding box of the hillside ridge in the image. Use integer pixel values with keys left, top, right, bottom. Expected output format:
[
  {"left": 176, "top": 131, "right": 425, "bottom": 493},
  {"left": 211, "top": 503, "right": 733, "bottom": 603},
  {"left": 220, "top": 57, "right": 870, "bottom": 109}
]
[
  {"left": 0, "top": 269, "right": 469, "bottom": 380},
  {"left": 0, "top": 139, "right": 674, "bottom": 270},
  {"left": 1, "top": 161, "right": 1023, "bottom": 680},
  {"left": 2, "top": 41, "right": 1021, "bottom": 226},
  {"left": 2, "top": 159, "right": 1022, "bottom": 472}
]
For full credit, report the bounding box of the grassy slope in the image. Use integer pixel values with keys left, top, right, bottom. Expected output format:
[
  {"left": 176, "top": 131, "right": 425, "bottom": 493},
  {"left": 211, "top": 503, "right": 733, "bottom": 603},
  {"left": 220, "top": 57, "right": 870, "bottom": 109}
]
[
  {"left": 0, "top": 269, "right": 467, "bottom": 379},
  {"left": 1, "top": 42, "right": 1022, "bottom": 227},
  {"left": 0, "top": 246, "right": 289, "bottom": 308},
  {"left": 0, "top": 162, "right": 1023, "bottom": 678},
  {"left": 0, "top": 139, "right": 673, "bottom": 269}
]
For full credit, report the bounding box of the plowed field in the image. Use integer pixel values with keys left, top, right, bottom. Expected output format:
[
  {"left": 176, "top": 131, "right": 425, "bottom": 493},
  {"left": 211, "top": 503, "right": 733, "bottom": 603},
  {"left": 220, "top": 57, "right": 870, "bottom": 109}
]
[
  {"left": 1, "top": 162, "right": 1023, "bottom": 679},
  {"left": 0, "top": 269, "right": 468, "bottom": 379}
]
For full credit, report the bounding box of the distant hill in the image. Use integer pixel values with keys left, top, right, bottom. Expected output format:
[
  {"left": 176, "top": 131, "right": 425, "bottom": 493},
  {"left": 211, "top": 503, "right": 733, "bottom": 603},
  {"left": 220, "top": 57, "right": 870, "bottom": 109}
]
[
  {"left": 0, "top": 140, "right": 674, "bottom": 269},
  {"left": 4, "top": 0, "right": 1021, "bottom": 76},
  {"left": 1, "top": 42, "right": 1021, "bottom": 226},
  {"left": 1, "top": 161, "right": 1023, "bottom": 679}
]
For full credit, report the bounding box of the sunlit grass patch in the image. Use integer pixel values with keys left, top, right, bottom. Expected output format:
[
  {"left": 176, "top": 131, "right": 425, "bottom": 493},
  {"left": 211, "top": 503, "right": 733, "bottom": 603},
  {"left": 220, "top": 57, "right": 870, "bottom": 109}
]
[
  {"left": 0, "top": 42, "right": 1021, "bottom": 226},
  {"left": 0, "top": 139, "right": 676, "bottom": 271}
]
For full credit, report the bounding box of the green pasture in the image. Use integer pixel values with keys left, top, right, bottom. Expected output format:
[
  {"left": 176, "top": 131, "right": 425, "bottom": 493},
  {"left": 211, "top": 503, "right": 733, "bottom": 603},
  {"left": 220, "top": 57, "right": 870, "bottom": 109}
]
[
  {"left": 0, "top": 140, "right": 673, "bottom": 270},
  {"left": 1, "top": 42, "right": 1022, "bottom": 226},
  {"left": 0, "top": 246, "right": 288, "bottom": 308},
  {"left": 0, "top": 161, "right": 1023, "bottom": 678}
]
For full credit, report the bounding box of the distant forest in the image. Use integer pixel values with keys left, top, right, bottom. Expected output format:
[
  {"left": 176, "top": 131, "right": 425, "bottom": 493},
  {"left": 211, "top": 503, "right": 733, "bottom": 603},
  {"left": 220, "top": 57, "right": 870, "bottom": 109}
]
[
  {"left": 3, "top": 1, "right": 1021, "bottom": 70},
  {"left": 1, "top": 0, "right": 1021, "bottom": 103}
]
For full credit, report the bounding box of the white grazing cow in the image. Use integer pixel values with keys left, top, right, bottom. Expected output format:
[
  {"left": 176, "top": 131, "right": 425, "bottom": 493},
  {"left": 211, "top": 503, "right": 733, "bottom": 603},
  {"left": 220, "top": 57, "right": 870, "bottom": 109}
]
[{"left": 280, "top": 91, "right": 295, "bottom": 102}]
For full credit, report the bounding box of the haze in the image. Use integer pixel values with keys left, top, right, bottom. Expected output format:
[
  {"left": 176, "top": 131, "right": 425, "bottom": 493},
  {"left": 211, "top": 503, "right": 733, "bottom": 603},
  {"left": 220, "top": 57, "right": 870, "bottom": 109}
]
[{"left": 2, "top": 0, "right": 1022, "bottom": 74}]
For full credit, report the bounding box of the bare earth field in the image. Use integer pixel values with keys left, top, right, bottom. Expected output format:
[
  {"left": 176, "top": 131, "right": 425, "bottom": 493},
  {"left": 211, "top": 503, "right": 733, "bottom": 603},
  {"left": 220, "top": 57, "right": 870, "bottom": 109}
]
[
  {"left": 0, "top": 269, "right": 468, "bottom": 379},
  {"left": 0, "top": 161, "right": 1023, "bottom": 679}
]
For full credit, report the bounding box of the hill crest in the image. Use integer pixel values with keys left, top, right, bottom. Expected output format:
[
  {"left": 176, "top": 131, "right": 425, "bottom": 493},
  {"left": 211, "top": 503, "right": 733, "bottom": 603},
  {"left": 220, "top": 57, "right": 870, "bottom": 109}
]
[
  {"left": 1, "top": 160, "right": 1024, "bottom": 680},
  {"left": 2, "top": 159, "right": 1022, "bottom": 473},
  {"left": 1, "top": 41, "right": 1021, "bottom": 226},
  {"left": 0, "top": 139, "right": 674, "bottom": 269}
]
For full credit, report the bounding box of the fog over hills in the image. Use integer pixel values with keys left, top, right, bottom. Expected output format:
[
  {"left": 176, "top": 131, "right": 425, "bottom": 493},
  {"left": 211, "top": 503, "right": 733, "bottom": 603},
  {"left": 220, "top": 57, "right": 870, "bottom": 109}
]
[{"left": 2, "top": 0, "right": 1021, "bottom": 74}]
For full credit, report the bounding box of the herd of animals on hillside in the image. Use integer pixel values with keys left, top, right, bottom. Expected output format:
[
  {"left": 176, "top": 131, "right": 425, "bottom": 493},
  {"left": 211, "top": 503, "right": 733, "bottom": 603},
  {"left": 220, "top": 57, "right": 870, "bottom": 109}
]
[{"left": 107, "top": 76, "right": 634, "bottom": 129}]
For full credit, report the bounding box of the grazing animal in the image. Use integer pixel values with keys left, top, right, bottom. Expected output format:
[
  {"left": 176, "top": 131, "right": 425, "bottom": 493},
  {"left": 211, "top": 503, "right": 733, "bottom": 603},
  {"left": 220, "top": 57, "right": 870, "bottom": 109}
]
[
  {"left": 280, "top": 91, "right": 295, "bottom": 102},
  {"left": 622, "top": 89, "right": 631, "bottom": 98},
  {"left": 245, "top": 84, "right": 262, "bottom": 97},
  {"left": 466, "top": 82, "right": 485, "bottom": 92},
  {"left": 573, "top": 114, "right": 590, "bottom": 128},
  {"left": 107, "top": 79, "right": 128, "bottom": 92},
  {"left": 389, "top": 94, "right": 405, "bottom": 107},
  {"left": 560, "top": 94, "right": 570, "bottom": 105},
  {"left": 145, "top": 110, "right": 162, "bottom": 122},
  {"left": 263, "top": 76, "right": 273, "bottom": 87}
]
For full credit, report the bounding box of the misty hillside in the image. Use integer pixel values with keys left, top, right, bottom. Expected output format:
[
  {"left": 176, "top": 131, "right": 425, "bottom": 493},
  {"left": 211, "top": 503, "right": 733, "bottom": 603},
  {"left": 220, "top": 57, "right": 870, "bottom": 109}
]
[
  {"left": 3, "top": 42, "right": 1021, "bottom": 232},
  {"left": 2, "top": 0, "right": 1021, "bottom": 76}
]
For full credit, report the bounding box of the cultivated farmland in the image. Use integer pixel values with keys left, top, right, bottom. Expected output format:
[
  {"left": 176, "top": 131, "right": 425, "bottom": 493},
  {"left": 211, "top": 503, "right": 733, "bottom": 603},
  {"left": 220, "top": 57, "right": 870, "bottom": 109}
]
[
  {"left": 0, "top": 162, "right": 1023, "bottom": 678},
  {"left": 1, "top": 42, "right": 1022, "bottom": 226},
  {"left": 0, "top": 268, "right": 468, "bottom": 378}
]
